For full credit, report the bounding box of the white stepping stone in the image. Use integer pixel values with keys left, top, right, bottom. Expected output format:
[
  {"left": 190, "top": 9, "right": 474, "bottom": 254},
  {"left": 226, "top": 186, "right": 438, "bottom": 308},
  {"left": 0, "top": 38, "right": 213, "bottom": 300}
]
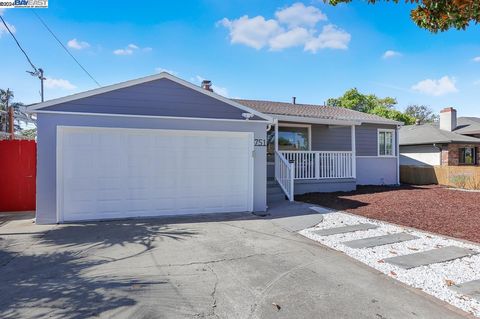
[
  {"left": 451, "top": 279, "right": 480, "bottom": 300},
  {"left": 342, "top": 233, "right": 419, "bottom": 249},
  {"left": 384, "top": 246, "right": 478, "bottom": 269},
  {"left": 313, "top": 223, "right": 378, "bottom": 236}
]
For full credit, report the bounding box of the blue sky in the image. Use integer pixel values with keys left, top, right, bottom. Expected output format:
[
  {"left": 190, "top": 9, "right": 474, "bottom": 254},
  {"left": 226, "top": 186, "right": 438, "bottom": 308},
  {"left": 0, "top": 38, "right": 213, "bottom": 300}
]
[{"left": 1, "top": 0, "right": 480, "bottom": 116}]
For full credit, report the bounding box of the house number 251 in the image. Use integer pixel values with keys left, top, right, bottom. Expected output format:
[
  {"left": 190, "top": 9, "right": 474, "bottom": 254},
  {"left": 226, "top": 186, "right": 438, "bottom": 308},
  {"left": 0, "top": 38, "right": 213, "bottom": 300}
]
[{"left": 254, "top": 139, "right": 267, "bottom": 146}]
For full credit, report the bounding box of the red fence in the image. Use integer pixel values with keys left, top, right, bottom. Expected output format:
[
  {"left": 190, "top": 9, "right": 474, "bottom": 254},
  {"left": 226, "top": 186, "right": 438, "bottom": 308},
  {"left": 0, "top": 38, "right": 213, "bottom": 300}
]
[{"left": 0, "top": 140, "right": 36, "bottom": 212}]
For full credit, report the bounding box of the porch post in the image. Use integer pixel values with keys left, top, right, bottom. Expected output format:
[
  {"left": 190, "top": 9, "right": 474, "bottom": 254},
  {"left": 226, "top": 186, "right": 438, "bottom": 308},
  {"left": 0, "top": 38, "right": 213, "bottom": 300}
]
[
  {"left": 274, "top": 121, "right": 279, "bottom": 152},
  {"left": 351, "top": 125, "right": 356, "bottom": 178},
  {"left": 396, "top": 126, "right": 400, "bottom": 185}
]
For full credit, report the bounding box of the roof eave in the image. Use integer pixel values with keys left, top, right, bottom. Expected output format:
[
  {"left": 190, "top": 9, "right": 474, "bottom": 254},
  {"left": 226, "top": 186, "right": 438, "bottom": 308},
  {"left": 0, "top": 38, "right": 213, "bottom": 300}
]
[{"left": 269, "top": 114, "right": 360, "bottom": 126}]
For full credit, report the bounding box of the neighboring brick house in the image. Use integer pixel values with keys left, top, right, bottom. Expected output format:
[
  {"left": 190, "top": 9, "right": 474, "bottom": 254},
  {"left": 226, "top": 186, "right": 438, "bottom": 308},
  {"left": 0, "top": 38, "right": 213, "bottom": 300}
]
[{"left": 399, "top": 108, "right": 480, "bottom": 167}]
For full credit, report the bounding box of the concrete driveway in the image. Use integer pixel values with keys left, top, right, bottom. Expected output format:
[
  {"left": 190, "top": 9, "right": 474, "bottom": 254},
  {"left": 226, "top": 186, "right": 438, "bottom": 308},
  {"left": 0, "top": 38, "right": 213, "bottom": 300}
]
[{"left": 0, "top": 204, "right": 469, "bottom": 319}]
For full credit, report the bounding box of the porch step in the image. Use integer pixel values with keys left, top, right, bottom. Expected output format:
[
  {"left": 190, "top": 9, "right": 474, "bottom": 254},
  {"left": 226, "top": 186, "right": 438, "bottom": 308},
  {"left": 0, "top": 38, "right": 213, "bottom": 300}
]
[
  {"left": 268, "top": 193, "right": 287, "bottom": 203},
  {"left": 267, "top": 179, "right": 288, "bottom": 203},
  {"left": 267, "top": 186, "right": 284, "bottom": 195}
]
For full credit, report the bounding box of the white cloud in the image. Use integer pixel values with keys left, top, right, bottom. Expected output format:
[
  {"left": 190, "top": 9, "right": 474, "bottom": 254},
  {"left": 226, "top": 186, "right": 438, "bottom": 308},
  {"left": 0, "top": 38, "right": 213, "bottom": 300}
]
[
  {"left": 218, "top": 3, "right": 349, "bottom": 53},
  {"left": 473, "top": 56, "right": 480, "bottom": 62},
  {"left": 192, "top": 75, "right": 229, "bottom": 97},
  {"left": 411, "top": 76, "right": 458, "bottom": 96},
  {"left": 44, "top": 78, "right": 76, "bottom": 90},
  {"left": 0, "top": 20, "right": 15, "bottom": 38},
  {"left": 67, "top": 38, "right": 90, "bottom": 50},
  {"left": 113, "top": 43, "right": 152, "bottom": 55},
  {"left": 473, "top": 79, "right": 480, "bottom": 86},
  {"left": 155, "top": 67, "right": 177, "bottom": 75},
  {"left": 304, "top": 24, "right": 351, "bottom": 52},
  {"left": 275, "top": 2, "right": 327, "bottom": 27},
  {"left": 383, "top": 50, "right": 402, "bottom": 59},
  {"left": 269, "top": 27, "right": 310, "bottom": 50},
  {"left": 218, "top": 16, "right": 281, "bottom": 50}
]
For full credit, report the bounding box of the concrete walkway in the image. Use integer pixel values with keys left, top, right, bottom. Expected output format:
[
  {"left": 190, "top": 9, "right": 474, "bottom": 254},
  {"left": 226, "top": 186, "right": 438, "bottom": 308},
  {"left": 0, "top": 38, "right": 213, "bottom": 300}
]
[{"left": 0, "top": 205, "right": 467, "bottom": 319}]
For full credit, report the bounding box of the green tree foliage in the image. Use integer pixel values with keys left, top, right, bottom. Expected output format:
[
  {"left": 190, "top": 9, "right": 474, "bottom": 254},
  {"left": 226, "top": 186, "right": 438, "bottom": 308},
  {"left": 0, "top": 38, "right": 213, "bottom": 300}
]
[
  {"left": 326, "top": 88, "right": 416, "bottom": 124},
  {"left": 326, "top": 0, "right": 480, "bottom": 33},
  {"left": 404, "top": 104, "right": 439, "bottom": 123},
  {"left": 405, "top": 105, "right": 439, "bottom": 123}
]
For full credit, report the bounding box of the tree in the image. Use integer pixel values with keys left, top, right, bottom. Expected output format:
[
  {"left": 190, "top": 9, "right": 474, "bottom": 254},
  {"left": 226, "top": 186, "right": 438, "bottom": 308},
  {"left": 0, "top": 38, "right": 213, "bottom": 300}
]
[
  {"left": 327, "top": 88, "right": 416, "bottom": 125},
  {"left": 404, "top": 104, "right": 439, "bottom": 123},
  {"left": 370, "top": 105, "right": 416, "bottom": 124},
  {"left": 326, "top": 88, "right": 397, "bottom": 113},
  {"left": 0, "top": 89, "right": 36, "bottom": 136},
  {"left": 325, "top": 0, "right": 480, "bottom": 33}
]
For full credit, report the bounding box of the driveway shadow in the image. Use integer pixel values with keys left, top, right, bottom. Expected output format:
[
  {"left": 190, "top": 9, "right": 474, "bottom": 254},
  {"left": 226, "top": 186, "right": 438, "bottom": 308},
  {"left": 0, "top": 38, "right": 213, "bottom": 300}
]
[{"left": 0, "top": 221, "right": 198, "bottom": 319}]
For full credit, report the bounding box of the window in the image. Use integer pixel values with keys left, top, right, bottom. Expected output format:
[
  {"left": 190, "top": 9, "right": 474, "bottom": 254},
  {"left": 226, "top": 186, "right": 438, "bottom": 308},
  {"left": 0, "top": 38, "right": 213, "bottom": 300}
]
[
  {"left": 278, "top": 125, "right": 310, "bottom": 151},
  {"left": 459, "top": 147, "right": 477, "bottom": 165},
  {"left": 267, "top": 124, "right": 311, "bottom": 158},
  {"left": 378, "top": 129, "right": 395, "bottom": 156}
]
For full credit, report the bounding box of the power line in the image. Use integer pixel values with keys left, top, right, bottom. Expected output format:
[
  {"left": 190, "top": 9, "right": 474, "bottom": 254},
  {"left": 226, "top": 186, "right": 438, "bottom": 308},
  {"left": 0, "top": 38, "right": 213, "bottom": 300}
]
[
  {"left": 0, "top": 15, "right": 39, "bottom": 73},
  {"left": 31, "top": 10, "right": 102, "bottom": 87}
]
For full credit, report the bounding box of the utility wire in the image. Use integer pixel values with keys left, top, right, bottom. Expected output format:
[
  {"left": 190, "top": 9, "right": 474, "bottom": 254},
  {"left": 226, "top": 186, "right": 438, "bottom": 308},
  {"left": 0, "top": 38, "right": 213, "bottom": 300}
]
[
  {"left": 31, "top": 10, "right": 102, "bottom": 87},
  {"left": 0, "top": 15, "right": 39, "bottom": 73}
]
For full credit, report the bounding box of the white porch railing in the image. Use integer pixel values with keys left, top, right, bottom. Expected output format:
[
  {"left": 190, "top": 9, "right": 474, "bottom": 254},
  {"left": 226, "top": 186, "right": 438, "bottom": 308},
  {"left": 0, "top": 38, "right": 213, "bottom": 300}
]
[
  {"left": 281, "top": 151, "right": 354, "bottom": 179},
  {"left": 274, "top": 151, "right": 294, "bottom": 201}
]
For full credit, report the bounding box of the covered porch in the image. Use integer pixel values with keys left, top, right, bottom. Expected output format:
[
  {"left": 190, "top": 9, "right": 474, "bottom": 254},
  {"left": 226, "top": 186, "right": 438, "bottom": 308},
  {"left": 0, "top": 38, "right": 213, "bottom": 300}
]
[{"left": 268, "top": 119, "right": 359, "bottom": 200}]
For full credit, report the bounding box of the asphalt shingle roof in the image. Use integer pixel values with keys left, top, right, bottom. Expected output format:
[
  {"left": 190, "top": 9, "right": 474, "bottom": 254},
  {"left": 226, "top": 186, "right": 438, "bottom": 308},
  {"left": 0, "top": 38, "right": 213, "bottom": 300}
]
[
  {"left": 232, "top": 99, "right": 402, "bottom": 125},
  {"left": 399, "top": 123, "right": 480, "bottom": 146},
  {"left": 455, "top": 117, "right": 480, "bottom": 135}
]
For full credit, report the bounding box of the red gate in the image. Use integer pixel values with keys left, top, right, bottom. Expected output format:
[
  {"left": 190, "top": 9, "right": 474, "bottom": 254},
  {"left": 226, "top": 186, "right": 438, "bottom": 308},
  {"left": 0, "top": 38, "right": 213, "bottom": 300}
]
[{"left": 0, "top": 140, "right": 36, "bottom": 212}]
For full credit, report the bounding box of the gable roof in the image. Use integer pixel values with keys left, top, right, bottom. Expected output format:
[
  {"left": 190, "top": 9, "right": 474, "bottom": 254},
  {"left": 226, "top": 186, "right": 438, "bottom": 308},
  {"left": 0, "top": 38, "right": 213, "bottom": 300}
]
[
  {"left": 233, "top": 99, "right": 402, "bottom": 125},
  {"left": 28, "top": 73, "right": 273, "bottom": 122},
  {"left": 399, "top": 123, "right": 480, "bottom": 146},
  {"left": 455, "top": 117, "right": 480, "bottom": 135}
]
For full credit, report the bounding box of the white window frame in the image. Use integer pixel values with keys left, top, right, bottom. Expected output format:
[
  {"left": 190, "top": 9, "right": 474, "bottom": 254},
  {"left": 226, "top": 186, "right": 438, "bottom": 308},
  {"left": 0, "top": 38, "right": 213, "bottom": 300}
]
[
  {"left": 377, "top": 128, "right": 396, "bottom": 157},
  {"left": 278, "top": 123, "right": 312, "bottom": 151}
]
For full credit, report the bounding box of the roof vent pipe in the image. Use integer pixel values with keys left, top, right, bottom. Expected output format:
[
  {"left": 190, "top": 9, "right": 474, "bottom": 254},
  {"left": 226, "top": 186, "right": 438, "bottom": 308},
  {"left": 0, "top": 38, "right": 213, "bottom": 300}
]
[
  {"left": 292, "top": 96, "right": 296, "bottom": 105},
  {"left": 201, "top": 80, "right": 213, "bottom": 92}
]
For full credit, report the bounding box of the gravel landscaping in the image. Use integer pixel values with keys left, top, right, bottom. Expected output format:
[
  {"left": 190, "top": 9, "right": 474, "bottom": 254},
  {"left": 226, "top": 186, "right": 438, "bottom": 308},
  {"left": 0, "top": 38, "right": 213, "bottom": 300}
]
[
  {"left": 300, "top": 212, "right": 480, "bottom": 317},
  {"left": 297, "top": 185, "right": 480, "bottom": 243}
]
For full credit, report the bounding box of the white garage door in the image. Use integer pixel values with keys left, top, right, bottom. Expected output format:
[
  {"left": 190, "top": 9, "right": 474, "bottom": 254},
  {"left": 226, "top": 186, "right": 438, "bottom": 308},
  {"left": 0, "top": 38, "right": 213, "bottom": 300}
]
[{"left": 57, "top": 126, "right": 254, "bottom": 222}]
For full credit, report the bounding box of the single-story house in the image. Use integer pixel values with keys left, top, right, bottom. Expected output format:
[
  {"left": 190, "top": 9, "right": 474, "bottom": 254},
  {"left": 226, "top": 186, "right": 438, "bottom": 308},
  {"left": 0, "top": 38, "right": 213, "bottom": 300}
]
[
  {"left": 400, "top": 107, "right": 480, "bottom": 166},
  {"left": 29, "top": 73, "right": 401, "bottom": 224}
]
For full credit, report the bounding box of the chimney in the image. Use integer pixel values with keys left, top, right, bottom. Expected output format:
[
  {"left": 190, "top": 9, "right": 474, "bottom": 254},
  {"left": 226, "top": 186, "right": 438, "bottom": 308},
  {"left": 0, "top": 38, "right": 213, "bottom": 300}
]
[
  {"left": 439, "top": 107, "right": 457, "bottom": 132},
  {"left": 292, "top": 96, "right": 296, "bottom": 104},
  {"left": 201, "top": 80, "right": 213, "bottom": 92}
]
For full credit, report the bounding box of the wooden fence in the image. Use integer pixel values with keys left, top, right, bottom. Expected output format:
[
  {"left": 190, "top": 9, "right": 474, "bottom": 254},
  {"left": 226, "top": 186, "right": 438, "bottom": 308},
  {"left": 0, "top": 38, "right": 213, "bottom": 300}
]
[
  {"left": 0, "top": 140, "right": 37, "bottom": 211},
  {"left": 400, "top": 165, "right": 480, "bottom": 190}
]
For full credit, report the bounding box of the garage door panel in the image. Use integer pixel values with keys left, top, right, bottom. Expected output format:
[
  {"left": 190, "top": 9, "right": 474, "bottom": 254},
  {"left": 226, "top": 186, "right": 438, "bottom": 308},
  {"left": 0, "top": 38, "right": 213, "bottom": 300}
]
[{"left": 58, "top": 127, "right": 253, "bottom": 222}]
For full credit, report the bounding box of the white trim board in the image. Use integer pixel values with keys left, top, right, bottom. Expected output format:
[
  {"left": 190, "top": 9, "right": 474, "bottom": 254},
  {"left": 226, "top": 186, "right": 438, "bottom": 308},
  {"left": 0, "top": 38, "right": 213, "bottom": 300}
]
[
  {"left": 34, "top": 110, "right": 272, "bottom": 124},
  {"left": 272, "top": 114, "right": 359, "bottom": 126},
  {"left": 29, "top": 72, "right": 273, "bottom": 122},
  {"left": 377, "top": 128, "right": 396, "bottom": 157}
]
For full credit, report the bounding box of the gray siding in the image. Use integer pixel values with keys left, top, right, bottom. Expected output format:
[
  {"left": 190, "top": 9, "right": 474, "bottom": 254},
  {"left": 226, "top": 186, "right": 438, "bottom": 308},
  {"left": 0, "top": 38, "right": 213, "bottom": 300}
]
[
  {"left": 356, "top": 124, "right": 397, "bottom": 156},
  {"left": 294, "top": 179, "right": 356, "bottom": 194},
  {"left": 41, "top": 78, "right": 262, "bottom": 120},
  {"left": 36, "top": 113, "right": 267, "bottom": 224},
  {"left": 356, "top": 157, "right": 398, "bottom": 185},
  {"left": 311, "top": 124, "right": 351, "bottom": 151}
]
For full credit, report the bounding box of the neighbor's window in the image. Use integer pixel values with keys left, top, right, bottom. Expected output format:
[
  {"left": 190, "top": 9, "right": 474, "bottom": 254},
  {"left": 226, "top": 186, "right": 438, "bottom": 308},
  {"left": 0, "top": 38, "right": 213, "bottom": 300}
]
[
  {"left": 278, "top": 125, "right": 310, "bottom": 151},
  {"left": 459, "top": 147, "right": 477, "bottom": 165},
  {"left": 378, "top": 129, "right": 395, "bottom": 156}
]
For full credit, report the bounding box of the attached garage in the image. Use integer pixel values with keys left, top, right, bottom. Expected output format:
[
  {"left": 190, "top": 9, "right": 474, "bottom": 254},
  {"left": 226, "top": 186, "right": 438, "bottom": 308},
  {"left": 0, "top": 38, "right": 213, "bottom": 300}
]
[{"left": 32, "top": 73, "right": 271, "bottom": 224}]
